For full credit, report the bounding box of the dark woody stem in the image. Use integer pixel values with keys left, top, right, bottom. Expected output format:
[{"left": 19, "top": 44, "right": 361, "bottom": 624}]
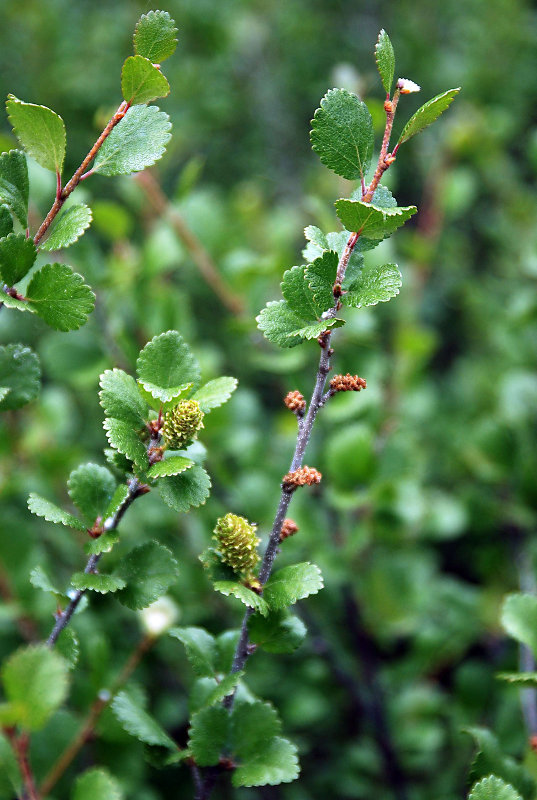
[{"left": 33, "top": 101, "right": 130, "bottom": 247}]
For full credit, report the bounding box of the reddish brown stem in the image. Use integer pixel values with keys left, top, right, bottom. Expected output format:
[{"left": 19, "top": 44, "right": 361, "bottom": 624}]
[
  {"left": 4, "top": 729, "right": 39, "bottom": 800},
  {"left": 362, "top": 89, "right": 400, "bottom": 204},
  {"left": 33, "top": 101, "right": 130, "bottom": 247}
]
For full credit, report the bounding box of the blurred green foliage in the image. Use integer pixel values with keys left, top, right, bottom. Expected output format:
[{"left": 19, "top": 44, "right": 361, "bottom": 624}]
[{"left": 1, "top": 0, "right": 537, "bottom": 798}]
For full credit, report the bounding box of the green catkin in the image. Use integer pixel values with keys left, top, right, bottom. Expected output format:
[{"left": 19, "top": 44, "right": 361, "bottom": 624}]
[
  {"left": 162, "top": 399, "right": 204, "bottom": 449},
  {"left": 213, "top": 513, "right": 260, "bottom": 577}
]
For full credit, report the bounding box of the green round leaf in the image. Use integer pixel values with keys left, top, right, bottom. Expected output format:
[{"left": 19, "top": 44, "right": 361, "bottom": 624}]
[
  {"left": 6, "top": 95, "right": 66, "bottom": 173},
  {"left": 26, "top": 263, "right": 95, "bottom": 331},
  {"left": 133, "top": 10, "right": 178, "bottom": 63},
  {"left": 0, "top": 343, "right": 40, "bottom": 411},
  {"left": 0, "top": 232, "right": 36, "bottom": 285},
  {"left": 0, "top": 150, "right": 28, "bottom": 227},
  {"left": 40, "top": 204, "right": 92, "bottom": 251},
  {"left": 121, "top": 56, "right": 170, "bottom": 105},
  {"left": 93, "top": 105, "right": 171, "bottom": 177},
  {"left": 114, "top": 542, "right": 179, "bottom": 610}
]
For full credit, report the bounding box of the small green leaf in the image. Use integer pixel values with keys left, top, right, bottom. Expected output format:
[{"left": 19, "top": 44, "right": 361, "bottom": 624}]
[
  {"left": 1, "top": 645, "right": 69, "bottom": 731},
  {"left": 148, "top": 456, "right": 194, "bottom": 478},
  {"left": 169, "top": 626, "right": 217, "bottom": 677},
  {"left": 213, "top": 581, "right": 269, "bottom": 616},
  {"left": 335, "top": 199, "right": 417, "bottom": 239},
  {"left": 6, "top": 95, "right": 66, "bottom": 173},
  {"left": 84, "top": 530, "right": 119, "bottom": 555},
  {"left": 0, "top": 343, "right": 40, "bottom": 411},
  {"left": 0, "top": 292, "right": 33, "bottom": 313},
  {"left": 281, "top": 265, "right": 318, "bottom": 319},
  {"left": 0, "top": 204, "right": 13, "bottom": 237},
  {"left": 231, "top": 700, "right": 280, "bottom": 757},
  {"left": 310, "top": 88, "right": 374, "bottom": 180},
  {"left": 469, "top": 777, "right": 522, "bottom": 800},
  {"left": 136, "top": 330, "right": 201, "bottom": 400},
  {"left": 344, "top": 263, "right": 402, "bottom": 308},
  {"left": 216, "top": 630, "right": 241, "bottom": 673},
  {"left": 158, "top": 464, "right": 211, "bottom": 512},
  {"left": 397, "top": 88, "right": 460, "bottom": 146},
  {"left": 73, "top": 768, "right": 123, "bottom": 800},
  {"left": 497, "top": 672, "right": 537, "bottom": 686},
  {"left": 375, "top": 30, "right": 395, "bottom": 93},
  {"left": 27, "top": 492, "right": 86, "bottom": 530},
  {"left": 134, "top": 10, "right": 178, "bottom": 63},
  {"left": 0, "top": 233, "right": 36, "bottom": 285},
  {"left": 99, "top": 368, "right": 148, "bottom": 428},
  {"left": 138, "top": 380, "right": 193, "bottom": 409},
  {"left": 71, "top": 572, "right": 126, "bottom": 594},
  {"left": 303, "top": 225, "right": 365, "bottom": 275},
  {"left": 191, "top": 377, "right": 238, "bottom": 413},
  {"left": 256, "top": 300, "right": 344, "bottom": 349},
  {"left": 103, "top": 417, "right": 149, "bottom": 469},
  {"left": 204, "top": 673, "right": 243, "bottom": 707},
  {"left": 263, "top": 563, "right": 323, "bottom": 610},
  {"left": 104, "top": 484, "right": 130, "bottom": 519},
  {"left": 0, "top": 150, "right": 28, "bottom": 227},
  {"left": 26, "top": 263, "right": 95, "bottom": 331},
  {"left": 56, "top": 627, "right": 80, "bottom": 669},
  {"left": 29, "top": 566, "right": 65, "bottom": 598},
  {"left": 501, "top": 593, "right": 537, "bottom": 659},
  {"left": 305, "top": 250, "right": 339, "bottom": 314},
  {"left": 112, "top": 689, "right": 176, "bottom": 749},
  {"left": 40, "top": 204, "right": 92, "bottom": 251},
  {"left": 114, "top": 542, "right": 179, "bottom": 610},
  {"left": 68, "top": 463, "right": 117, "bottom": 524},
  {"left": 188, "top": 705, "right": 230, "bottom": 766},
  {"left": 248, "top": 610, "right": 307, "bottom": 654},
  {"left": 121, "top": 55, "right": 170, "bottom": 105},
  {"left": 465, "top": 727, "right": 536, "bottom": 800},
  {"left": 93, "top": 105, "right": 172, "bottom": 177},
  {"left": 233, "top": 736, "right": 299, "bottom": 787}
]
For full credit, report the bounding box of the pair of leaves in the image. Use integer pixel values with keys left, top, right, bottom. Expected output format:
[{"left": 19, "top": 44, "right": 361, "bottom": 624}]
[
  {"left": 0, "top": 343, "right": 40, "bottom": 411},
  {"left": 188, "top": 699, "right": 299, "bottom": 787},
  {"left": 257, "top": 251, "right": 344, "bottom": 348},
  {"left": 0, "top": 645, "right": 69, "bottom": 731}
]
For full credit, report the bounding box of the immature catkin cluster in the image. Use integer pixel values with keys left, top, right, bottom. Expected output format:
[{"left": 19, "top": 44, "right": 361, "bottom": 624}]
[
  {"left": 280, "top": 518, "right": 299, "bottom": 541},
  {"left": 284, "top": 390, "right": 306, "bottom": 414},
  {"left": 282, "top": 466, "right": 322, "bottom": 491},
  {"left": 162, "top": 399, "right": 204, "bottom": 449},
  {"left": 329, "top": 374, "right": 367, "bottom": 393},
  {"left": 213, "top": 513, "right": 260, "bottom": 576}
]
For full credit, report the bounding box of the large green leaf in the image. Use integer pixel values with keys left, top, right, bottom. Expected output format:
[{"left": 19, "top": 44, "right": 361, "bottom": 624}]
[
  {"left": 248, "top": 610, "right": 307, "bottom": 654},
  {"left": 0, "top": 233, "right": 36, "bottom": 285},
  {"left": 231, "top": 701, "right": 299, "bottom": 787},
  {"left": 188, "top": 706, "right": 230, "bottom": 766},
  {"left": 26, "top": 263, "right": 95, "bottom": 331},
  {"left": 40, "top": 204, "right": 92, "bottom": 251},
  {"left": 99, "top": 368, "right": 148, "bottom": 428},
  {"left": 233, "top": 735, "right": 299, "bottom": 787},
  {"left": 310, "top": 88, "right": 374, "bottom": 180},
  {"left": 191, "top": 377, "right": 238, "bottom": 413},
  {"left": 263, "top": 563, "right": 323, "bottom": 610},
  {"left": 27, "top": 492, "right": 86, "bottom": 531},
  {"left": 121, "top": 56, "right": 170, "bottom": 105},
  {"left": 136, "top": 330, "right": 201, "bottom": 401},
  {"left": 103, "top": 417, "right": 149, "bottom": 469},
  {"left": 0, "top": 343, "right": 40, "bottom": 411},
  {"left": 111, "top": 689, "right": 176, "bottom": 749},
  {"left": 281, "top": 265, "right": 318, "bottom": 319},
  {"left": 158, "top": 464, "right": 211, "bottom": 512},
  {"left": 6, "top": 95, "right": 66, "bottom": 173},
  {"left": 0, "top": 150, "right": 28, "bottom": 227},
  {"left": 67, "top": 463, "right": 117, "bottom": 524},
  {"left": 1, "top": 645, "right": 69, "bottom": 731},
  {"left": 469, "top": 777, "right": 523, "bottom": 800},
  {"left": 73, "top": 768, "right": 122, "bottom": 800},
  {"left": 344, "top": 263, "right": 402, "bottom": 308},
  {"left": 305, "top": 250, "right": 339, "bottom": 314},
  {"left": 256, "top": 300, "right": 344, "bottom": 349},
  {"left": 397, "top": 88, "right": 460, "bottom": 146},
  {"left": 114, "top": 542, "right": 179, "bottom": 610},
  {"left": 93, "top": 105, "right": 171, "bottom": 177},
  {"left": 71, "top": 573, "right": 126, "bottom": 594},
  {"left": 169, "top": 626, "right": 217, "bottom": 677},
  {"left": 501, "top": 593, "right": 537, "bottom": 658},
  {"left": 375, "top": 29, "right": 395, "bottom": 93},
  {"left": 335, "top": 199, "right": 417, "bottom": 239},
  {"left": 213, "top": 581, "right": 269, "bottom": 616},
  {"left": 134, "top": 10, "right": 178, "bottom": 63}
]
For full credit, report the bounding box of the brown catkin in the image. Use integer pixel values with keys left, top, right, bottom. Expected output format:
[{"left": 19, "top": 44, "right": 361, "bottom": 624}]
[
  {"left": 329, "top": 373, "right": 367, "bottom": 393},
  {"left": 282, "top": 466, "right": 322, "bottom": 490},
  {"left": 284, "top": 390, "right": 306, "bottom": 413},
  {"left": 280, "top": 518, "right": 299, "bottom": 541}
]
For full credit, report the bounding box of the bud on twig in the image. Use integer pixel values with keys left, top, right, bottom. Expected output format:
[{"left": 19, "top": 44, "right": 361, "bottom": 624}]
[
  {"left": 284, "top": 390, "right": 306, "bottom": 415},
  {"left": 280, "top": 518, "right": 299, "bottom": 541},
  {"left": 282, "top": 466, "right": 322, "bottom": 491},
  {"left": 329, "top": 374, "right": 367, "bottom": 393}
]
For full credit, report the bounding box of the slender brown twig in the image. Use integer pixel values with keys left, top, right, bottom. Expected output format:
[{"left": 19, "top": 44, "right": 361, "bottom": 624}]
[{"left": 3, "top": 729, "right": 39, "bottom": 800}]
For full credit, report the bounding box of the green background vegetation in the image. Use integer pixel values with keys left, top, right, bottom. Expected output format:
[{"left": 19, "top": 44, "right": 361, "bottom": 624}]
[{"left": 1, "top": 0, "right": 537, "bottom": 797}]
